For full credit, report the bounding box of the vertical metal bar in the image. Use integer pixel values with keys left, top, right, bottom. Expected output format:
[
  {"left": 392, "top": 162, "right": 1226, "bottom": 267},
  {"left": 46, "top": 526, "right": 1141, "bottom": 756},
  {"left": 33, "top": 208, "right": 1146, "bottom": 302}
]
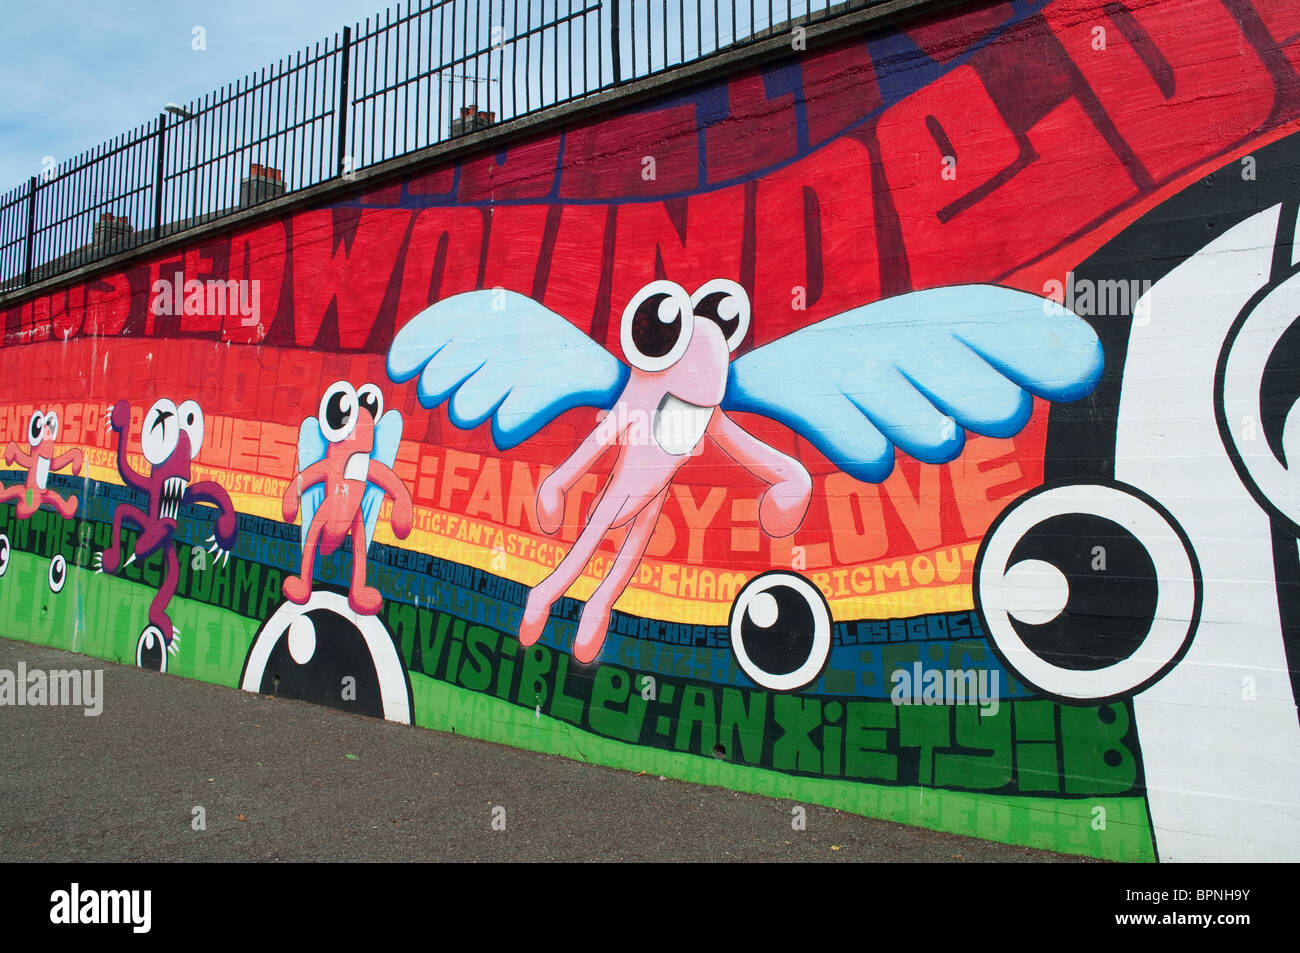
[
  {"left": 226, "top": 80, "right": 237, "bottom": 211},
  {"left": 336, "top": 25, "right": 353, "bottom": 176},
  {"left": 23, "top": 176, "right": 36, "bottom": 286},
  {"left": 153, "top": 113, "right": 167, "bottom": 240},
  {"left": 381, "top": 8, "right": 391, "bottom": 163},
  {"left": 611, "top": 0, "right": 621, "bottom": 82},
  {"left": 270, "top": 59, "right": 280, "bottom": 197},
  {"left": 463, "top": 0, "right": 471, "bottom": 119},
  {"left": 310, "top": 47, "right": 320, "bottom": 184}
]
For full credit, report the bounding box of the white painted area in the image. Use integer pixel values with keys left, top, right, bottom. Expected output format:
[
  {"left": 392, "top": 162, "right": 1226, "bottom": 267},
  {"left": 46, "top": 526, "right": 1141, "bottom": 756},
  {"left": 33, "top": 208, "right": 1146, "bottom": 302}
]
[
  {"left": 747, "top": 590, "right": 779, "bottom": 628},
  {"left": 1116, "top": 204, "right": 1300, "bottom": 861},
  {"left": 1003, "top": 560, "right": 1070, "bottom": 625},
  {"left": 287, "top": 615, "right": 317, "bottom": 665},
  {"left": 653, "top": 393, "right": 713, "bottom": 455}
]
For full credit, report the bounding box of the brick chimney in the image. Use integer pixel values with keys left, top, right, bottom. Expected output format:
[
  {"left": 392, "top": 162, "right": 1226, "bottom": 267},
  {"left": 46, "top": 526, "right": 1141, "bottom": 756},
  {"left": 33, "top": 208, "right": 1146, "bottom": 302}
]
[
  {"left": 450, "top": 105, "right": 495, "bottom": 137},
  {"left": 92, "top": 212, "right": 134, "bottom": 248},
  {"left": 239, "top": 163, "right": 286, "bottom": 207}
]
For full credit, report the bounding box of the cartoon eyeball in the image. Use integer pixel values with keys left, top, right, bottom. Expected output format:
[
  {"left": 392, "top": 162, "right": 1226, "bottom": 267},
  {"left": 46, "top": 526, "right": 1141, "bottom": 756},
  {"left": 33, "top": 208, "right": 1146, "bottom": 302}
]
[
  {"left": 319, "top": 381, "right": 360, "bottom": 443},
  {"left": 0, "top": 534, "right": 9, "bottom": 576},
  {"left": 356, "top": 382, "right": 384, "bottom": 421},
  {"left": 48, "top": 553, "right": 67, "bottom": 593},
  {"left": 142, "top": 399, "right": 181, "bottom": 465},
  {"left": 974, "top": 481, "right": 1200, "bottom": 702},
  {"left": 136, "top": 625, "right": 168, "bottom": 673},
  {"left": 728, "top": 571, "right": 833, "bottom": 692},
  {"left": 621, "top": 280, "right": 695, "bottom": 372},
  {"left": 691, "top": 278, "right": 751, "bottom": 353},
  {"left": 27, "top": 411, "right": 44, "bottom": 447},
  {"left": 42, "top": 411, "right": 58, "bottom": 443},
  {"left": 177, "top": 400, "right": 204, "bottom": 459},
  {"left": 240, "top": 593, "right": 413, "bottom": 723}
]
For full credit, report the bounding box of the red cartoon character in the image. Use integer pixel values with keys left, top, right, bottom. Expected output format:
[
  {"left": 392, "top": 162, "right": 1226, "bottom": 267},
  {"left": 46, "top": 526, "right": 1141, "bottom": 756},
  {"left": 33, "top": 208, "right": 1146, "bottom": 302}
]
[
  {"left": 3, "top": 409, "right": 83, "bottom": 520},
  {"left": 283, "top": 381, "right": 413, "bottom": 615}
]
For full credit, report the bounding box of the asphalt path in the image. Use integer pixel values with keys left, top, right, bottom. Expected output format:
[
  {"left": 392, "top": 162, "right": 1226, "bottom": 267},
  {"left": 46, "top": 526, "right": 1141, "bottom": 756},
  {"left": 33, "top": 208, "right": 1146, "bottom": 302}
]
[{"left": 0, "top": 636, "right": 1093, "bottom": 863}]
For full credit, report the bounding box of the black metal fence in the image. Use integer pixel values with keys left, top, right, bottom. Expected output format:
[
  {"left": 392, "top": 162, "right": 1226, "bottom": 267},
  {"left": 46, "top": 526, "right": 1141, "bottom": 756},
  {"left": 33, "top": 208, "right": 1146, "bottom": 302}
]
[{"left": 0, "top": 0, "right": 870, "bottom": 294}]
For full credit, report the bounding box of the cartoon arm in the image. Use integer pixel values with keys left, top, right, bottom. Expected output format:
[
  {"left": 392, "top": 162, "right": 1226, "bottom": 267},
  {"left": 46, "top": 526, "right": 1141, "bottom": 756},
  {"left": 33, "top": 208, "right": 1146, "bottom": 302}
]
[
  {"left": 282, "top": 460, "right": 329, "bottom": 524},
  {"left": 106, "top": 399, "right": 150, "bottom": 492},
  {"left": 707, "top": 410, "right": 811, "bottom": 537},
  {"left": 364, "top": 462, "right": 414, "bottom": 539},
  {"left": 51, "top": 448, "right": 83, "bottom": 475},
  {"left": 535, "top": 401, "right": 628, "bottom": 534},
  {"left": 187, "top": 481, "right": 238, "bottom": 549},
  {"left": 5, "top": 441, "right": 31, "bottom": 468}
]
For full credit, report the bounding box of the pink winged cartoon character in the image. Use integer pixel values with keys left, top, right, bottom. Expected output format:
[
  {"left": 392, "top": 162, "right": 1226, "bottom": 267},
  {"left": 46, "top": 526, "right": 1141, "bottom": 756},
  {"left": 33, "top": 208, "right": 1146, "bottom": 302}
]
[{"left": 388, "top": 280, "right": 1103, "bottom": 665}]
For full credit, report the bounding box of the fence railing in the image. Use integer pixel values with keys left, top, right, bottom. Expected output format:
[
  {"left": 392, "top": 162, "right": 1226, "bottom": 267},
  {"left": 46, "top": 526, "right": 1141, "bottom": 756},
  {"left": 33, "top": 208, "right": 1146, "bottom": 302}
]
[{"left": 0, "top": 0, "right": 873, "bottom": 294}]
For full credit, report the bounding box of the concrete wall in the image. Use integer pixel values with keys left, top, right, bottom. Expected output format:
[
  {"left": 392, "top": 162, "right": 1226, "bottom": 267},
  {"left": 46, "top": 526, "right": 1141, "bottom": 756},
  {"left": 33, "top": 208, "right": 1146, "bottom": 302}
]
[{"left": 3, "top": 0, "right": 1299, "bottom": 861}]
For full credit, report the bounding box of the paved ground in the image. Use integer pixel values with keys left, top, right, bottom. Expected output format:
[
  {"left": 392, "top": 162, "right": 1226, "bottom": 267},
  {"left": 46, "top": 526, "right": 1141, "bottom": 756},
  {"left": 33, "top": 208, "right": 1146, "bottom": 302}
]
[{"left": 0, "top": 637, "right": 1093, "bottom": 863}]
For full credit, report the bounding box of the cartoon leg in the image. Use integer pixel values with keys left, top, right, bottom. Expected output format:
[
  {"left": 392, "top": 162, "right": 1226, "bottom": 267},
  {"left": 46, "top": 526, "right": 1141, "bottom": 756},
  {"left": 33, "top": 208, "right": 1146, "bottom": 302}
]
[
  {"left": 347, "top": 510, "right": 382, "bottom": 615},
  {"left": 102, "top": 504, "right": 148, "bottom": 574},
  {"left": 520, "top": 490, "right": 630, "bottom": 646},
  {"left": 573, "top": 488, "right": 667, "bottom": 664},
  {"left": 148, "top": 545, "right": 180, "bottom": 644},
  {"left": 284, "top": 516, "right": 326, "bottom": 605},
  {"left": 14, "top": 491, "right": 41, "bottom": 519},
  {"left": 45, "top": 490, "right": 78, "bottom": 520},
  {"left": 0, "top": 485, "right": 24, "bottom": 507}
]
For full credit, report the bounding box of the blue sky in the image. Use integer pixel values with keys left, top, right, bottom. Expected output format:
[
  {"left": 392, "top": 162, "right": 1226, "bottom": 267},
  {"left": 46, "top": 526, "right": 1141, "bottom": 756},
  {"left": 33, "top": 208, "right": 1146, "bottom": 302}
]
[{"left": 0, "top": 0, "right": 389, "bottom": 193}]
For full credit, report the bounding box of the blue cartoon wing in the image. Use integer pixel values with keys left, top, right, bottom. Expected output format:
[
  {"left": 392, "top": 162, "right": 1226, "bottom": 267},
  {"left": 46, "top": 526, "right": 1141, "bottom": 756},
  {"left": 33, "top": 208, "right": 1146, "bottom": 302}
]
[
  {"left": 360, "top": 409, "right": 403, "bottom": 549},
  {"left": 722, "top": 285, "right": 1104, "bottom": 483},
  {"left": 387, "top": 290, "right": 629, "bottom": 450},
  {"left": 296, "top": 418, "right": 328, "bottom": 547}
]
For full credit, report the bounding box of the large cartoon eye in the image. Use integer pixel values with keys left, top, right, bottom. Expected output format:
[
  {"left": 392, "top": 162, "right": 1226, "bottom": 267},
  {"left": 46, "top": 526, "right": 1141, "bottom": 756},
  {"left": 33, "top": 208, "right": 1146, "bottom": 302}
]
[
  {"left": 975, "top": 482, "right": 1200, "bottom": 702},
  {"left": 319, "top": 381, "right": 359, "bottom": 443},
  {"left": 691, "top": 278, "right": 751, "bottom": 353},
  {"left": 356, "top": 383, "right": 384, "bottom": 421},
  {"left": 728, "top": 571, "right": 832, "bottom": 692},
  {"left": 48, "top": 553, "right": 67, "bottom": 593},
  {"left": 28, "top": 411, "right": 44, "bottom": 447},
  {"left": 43, "top": 411, "right": 59, "bottom": 442},
  {"left": 240, "top": 594, "right": 414, "bottom": 723},
  {"left": 620, "top": 280, "right": 694, "bottom": 372},
  {"left": 1218, "top": 269, "right": 1300, "bottom": 533},
  {"left": 142, "top": 399, "right": 180, "bottom": 466},
  {"left": 176, "top": 400, "right": 204, "bottom": 459}
]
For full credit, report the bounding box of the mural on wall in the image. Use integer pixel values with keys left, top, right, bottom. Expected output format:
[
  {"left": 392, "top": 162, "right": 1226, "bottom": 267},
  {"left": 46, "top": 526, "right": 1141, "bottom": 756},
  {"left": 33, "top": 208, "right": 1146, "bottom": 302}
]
[
  {"left": 2, "top": 0, "right": 1299, "bottom": 862},
  {"left": 388, "top": 281, "right": 1103, "bottom": 669}
]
